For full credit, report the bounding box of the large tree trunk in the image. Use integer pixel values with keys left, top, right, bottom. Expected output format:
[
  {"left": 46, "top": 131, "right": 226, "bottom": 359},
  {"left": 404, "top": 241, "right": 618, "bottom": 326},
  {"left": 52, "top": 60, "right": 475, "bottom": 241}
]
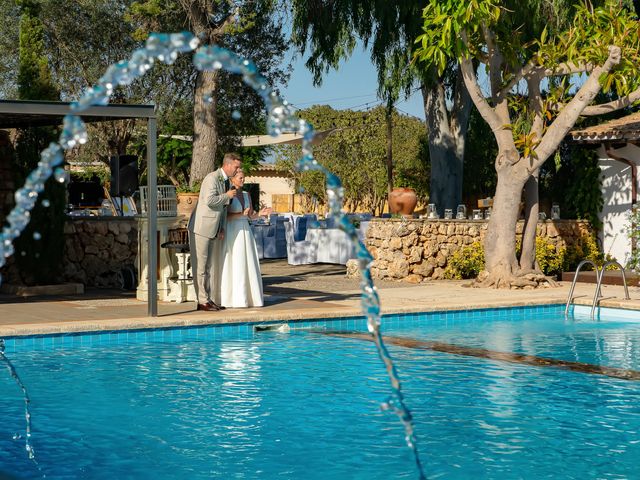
[
  {"left": 190, "top": 70, "right": 220, "bottom": 187},
  {"left": 423, "top": 73, "right": 471, "bottom": 217},
  {"left": 479, "top": 168, "right": 523, "bottom": 286},
  {"left": 477, "top": 162, "right": 555, "bottom": 288},
  {"left": 519, "top": 170, "right": 540, "bottom": 273}
]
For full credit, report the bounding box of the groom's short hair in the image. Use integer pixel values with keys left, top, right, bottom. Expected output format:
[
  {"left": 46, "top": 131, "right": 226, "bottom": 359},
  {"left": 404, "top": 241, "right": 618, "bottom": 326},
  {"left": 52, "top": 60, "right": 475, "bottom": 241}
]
[{"left": 223, "top": 152, "right": 241, "bottom": 165}]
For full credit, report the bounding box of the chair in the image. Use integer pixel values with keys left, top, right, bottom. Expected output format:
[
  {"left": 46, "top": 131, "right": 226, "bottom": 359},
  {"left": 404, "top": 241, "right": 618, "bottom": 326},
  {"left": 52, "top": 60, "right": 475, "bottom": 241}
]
[
  {"left": 160, "top": 228, "right": 193, "bottom": 303},
  {"left": 263, "top": 216, "right": 288, "bottom": 258},
  {"left": 294, "top": 215, "right": 308, "bottom": 241},
  {"left": 297, "top": 213, "right": 317, "bottom": 240},
  {"left": 250, "top": 223, "right": 266, "bottom": 259},
  {"left": 324, "top": 216, "right": 336, "bottom": 228},
  {"left": 284, "top": 221, "right": 317, "bottom": 265}
]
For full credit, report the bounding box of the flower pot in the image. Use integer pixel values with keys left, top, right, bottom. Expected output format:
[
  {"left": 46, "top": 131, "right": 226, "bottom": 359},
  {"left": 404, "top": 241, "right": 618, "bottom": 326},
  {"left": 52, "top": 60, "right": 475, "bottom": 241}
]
[
  {"left": 388, "top": 188, "right": 417, "bottom": 218},
  {"left": 177, "top": 192, "right": 199, "bottom": 219}
]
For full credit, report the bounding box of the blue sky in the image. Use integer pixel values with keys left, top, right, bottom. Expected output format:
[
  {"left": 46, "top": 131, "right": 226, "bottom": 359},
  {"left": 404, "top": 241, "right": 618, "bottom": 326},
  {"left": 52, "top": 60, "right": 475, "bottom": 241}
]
[{"left": 278, "top": 47, "right": 426, "bottom": 121}]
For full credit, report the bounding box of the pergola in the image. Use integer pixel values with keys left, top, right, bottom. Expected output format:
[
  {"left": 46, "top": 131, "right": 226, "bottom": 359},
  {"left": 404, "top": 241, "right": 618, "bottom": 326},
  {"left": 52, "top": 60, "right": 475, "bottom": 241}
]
[{"left": 0, "top": 99, "right": 160, "bottom": 316}]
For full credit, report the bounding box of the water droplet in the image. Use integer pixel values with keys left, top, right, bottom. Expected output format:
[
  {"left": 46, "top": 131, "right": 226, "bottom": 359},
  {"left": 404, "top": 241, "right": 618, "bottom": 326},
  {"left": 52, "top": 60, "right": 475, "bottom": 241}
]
[
  {"left": 20, "top": 251, "right": 26, "bottom": 256},
  {"left": 203, "top": 93, "right": 214, "bottom": 104},
  {"left": 33, "top": 232, "right": 41, "bottom": 240},
  {"left": 12, "top": 433, "right": 21, "bottom": 440},
  {"left": 231, "top": 110, "right": 241, "bottom": 120},
  {"left": 53, "top": 168, "right": 67, "bottom": 183},
  {"left": 41, "top": 199, "right": 50, "bottom": 207}
]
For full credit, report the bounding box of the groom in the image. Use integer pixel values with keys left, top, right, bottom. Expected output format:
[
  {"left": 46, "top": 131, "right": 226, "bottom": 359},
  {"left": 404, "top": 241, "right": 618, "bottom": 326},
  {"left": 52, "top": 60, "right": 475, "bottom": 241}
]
[{"left": 188, "top": 152, "right": 242, "bottom": 311}]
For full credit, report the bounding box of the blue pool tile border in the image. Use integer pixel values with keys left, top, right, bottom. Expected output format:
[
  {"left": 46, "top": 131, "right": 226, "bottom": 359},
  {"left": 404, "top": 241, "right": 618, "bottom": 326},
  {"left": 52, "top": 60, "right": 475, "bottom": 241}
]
[{"left": 0, "top": 303, "right": 570, "bottom": 353}]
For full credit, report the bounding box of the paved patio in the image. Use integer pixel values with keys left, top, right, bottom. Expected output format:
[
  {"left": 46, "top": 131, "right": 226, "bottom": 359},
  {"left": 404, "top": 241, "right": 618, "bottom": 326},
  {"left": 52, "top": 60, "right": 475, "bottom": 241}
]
[{"left": 1, "top": 259, "right": 640, "bottom": 336}]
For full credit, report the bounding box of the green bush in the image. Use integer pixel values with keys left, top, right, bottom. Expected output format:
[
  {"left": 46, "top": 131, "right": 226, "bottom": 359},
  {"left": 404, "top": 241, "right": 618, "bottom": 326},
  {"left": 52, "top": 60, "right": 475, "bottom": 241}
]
[
  {"left": 444, "top": 237, "right": 568, "bottom": 279},
  {"left": 563, "top": 232, "right": 603, "bottom": 271},
  {"left": 443, "top": 242, "right": 485, "bottom": 279},
  {"left": 535, "top": 237, "right": 566, "bottom": 276}
]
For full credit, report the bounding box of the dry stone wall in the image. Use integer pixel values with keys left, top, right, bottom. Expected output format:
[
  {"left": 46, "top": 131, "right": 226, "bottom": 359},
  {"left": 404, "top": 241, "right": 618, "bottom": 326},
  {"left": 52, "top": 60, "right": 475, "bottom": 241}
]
[
  {"left": 63, "top": 218, "right": 138, "bottom": 288},
  {"left": 350, "top": 219, "right": 593, "bottom": 283}
]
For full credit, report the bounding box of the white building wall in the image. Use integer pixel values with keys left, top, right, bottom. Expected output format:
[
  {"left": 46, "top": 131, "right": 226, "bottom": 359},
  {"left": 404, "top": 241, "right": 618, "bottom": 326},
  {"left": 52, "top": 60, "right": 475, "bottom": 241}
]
[
  {"left": 597, "top": 144, "right": 640, "bottom": 266},
  {"left": 244, "top": 175, "right": 294, "bottom": 208}
]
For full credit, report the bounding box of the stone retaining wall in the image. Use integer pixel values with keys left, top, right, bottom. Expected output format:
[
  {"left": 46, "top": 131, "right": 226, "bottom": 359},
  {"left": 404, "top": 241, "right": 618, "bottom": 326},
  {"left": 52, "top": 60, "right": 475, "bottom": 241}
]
[
  {"left": 353, "top": 219, "right": 593, "bottom": 283},
  {"left": 63, "top": 218, "right": 138, "bottom": 288}
]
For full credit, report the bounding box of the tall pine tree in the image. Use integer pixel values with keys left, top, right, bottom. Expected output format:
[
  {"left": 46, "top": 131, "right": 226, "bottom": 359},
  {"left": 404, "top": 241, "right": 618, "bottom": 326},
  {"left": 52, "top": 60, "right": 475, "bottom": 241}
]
[{"left": 13, "top": 0, "right": 64, "bottom": 285}]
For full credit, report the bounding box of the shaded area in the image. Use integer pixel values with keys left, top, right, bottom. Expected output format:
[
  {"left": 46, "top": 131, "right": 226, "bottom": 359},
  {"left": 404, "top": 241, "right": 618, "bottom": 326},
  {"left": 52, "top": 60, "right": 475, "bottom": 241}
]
[{"left": 321, "top": 331, "right": 640, "bottom": 382}]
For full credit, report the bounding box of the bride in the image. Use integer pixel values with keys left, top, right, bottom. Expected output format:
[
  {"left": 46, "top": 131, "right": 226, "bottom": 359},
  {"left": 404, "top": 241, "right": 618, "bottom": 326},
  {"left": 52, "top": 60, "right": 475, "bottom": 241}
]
[{"left": 214, "top": 168, "right": 271, "bottom": 308}]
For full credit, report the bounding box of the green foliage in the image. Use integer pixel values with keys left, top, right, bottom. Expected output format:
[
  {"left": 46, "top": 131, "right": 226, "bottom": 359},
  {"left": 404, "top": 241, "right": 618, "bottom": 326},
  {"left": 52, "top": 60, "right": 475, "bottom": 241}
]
[
  {"left": 563, "top": 231, "right": 604, "bottom": 271},
  {"left": 540, "top": 144, "right": 603, "bottom": 229},
  {"left": 445, "top": 235, "right": 574, "bottom": 279},
  {"left": 12, "top": 1, "right": 64, "bottom": 285},
  {"left": 626, "top": 207, "right": 640, "bottom": 271},
  {"left": 274, "top": 105, "right": 428, "bottom": 214},
  {"left": 462, "top": 108, "right": 498, "bottom": 201},
  {"left": 17, "top": 1, "right": 58, "bottom": 100},
  {"left": 444, "top": 241, "right": 485, "bottom": 279},
  {"left": 0, "top": 0, "right": 19, "bottom": 97},
  {"left": 71, "top": 166, "right": 110, "bottom": 186},
  {"left": 13, "top": 127, "right": 66, "bottom": 285},
  {"left": 127, "top": 0, "right": 289, "bottom": 186},
  {"left": 535, "top": 237, "right": 566, "bottom": 276},
  {"left": 415, "top": 0, "right": 501, "bottom": 76}
]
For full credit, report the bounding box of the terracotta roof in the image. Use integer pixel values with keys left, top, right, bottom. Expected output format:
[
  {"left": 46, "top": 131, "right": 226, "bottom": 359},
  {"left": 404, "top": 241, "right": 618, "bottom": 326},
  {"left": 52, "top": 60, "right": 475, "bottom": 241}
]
[
  {"left": 245, "top": 162, "right": 290, "bottom": 177},
  {"left": 254, "top": 162, "right": 281, "bottom": 171},
  {"left": 569, "top": 111, "right": 640, "bottom": 143}
]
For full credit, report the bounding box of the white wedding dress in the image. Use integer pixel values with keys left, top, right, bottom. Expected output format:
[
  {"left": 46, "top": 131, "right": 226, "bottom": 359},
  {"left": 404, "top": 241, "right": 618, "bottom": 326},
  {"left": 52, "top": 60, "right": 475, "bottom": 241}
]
[{"left": 214, "top": 191, "right": 264, "bottom": 308}]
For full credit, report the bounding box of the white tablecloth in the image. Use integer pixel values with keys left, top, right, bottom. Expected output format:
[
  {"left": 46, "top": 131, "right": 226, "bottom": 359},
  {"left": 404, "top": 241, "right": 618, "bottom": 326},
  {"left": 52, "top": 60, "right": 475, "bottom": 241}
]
[{"left": 304, "top": 227, "right": 354, "bottom": 264}]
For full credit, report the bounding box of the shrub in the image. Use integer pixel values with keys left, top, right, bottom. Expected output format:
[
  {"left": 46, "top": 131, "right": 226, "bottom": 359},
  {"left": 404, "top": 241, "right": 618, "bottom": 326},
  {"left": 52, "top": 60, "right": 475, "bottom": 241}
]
[
  {"left": 535, "top": 237, "right": 566, "bottom": 276},
  {"left": 563, "top": 232, "right": 604, "bottom": 271},
  {"left": 444, "top": 237, "right": 567, "bottom": 279},
  {"left": 443, "top": 242, "right": 485, "bottom": 279}
]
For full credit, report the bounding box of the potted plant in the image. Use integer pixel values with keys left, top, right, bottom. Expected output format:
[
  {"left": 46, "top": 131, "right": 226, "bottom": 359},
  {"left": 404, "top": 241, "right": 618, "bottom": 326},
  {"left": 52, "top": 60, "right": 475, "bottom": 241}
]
[{"left": 176, "top": 182, "right": 201, "bottom": 218}]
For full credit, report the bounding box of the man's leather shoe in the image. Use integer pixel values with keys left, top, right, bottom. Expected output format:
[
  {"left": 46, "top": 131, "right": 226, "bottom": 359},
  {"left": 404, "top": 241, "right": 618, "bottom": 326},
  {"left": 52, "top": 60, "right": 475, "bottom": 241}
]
[
  {"left": 197, "top": 303, "right": 219, "bottom": 312},
  {"left": 208, "top": 301, "right": 225, "bottom": 311}
]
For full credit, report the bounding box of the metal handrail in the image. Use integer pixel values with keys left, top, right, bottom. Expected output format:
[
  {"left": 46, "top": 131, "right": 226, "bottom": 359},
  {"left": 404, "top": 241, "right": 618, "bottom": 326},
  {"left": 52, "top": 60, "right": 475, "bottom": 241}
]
[
  {"left": 565, "top": 259, "right": 599, "bottom": 316},
  {"left": 590, "top": 261, "right": 630, "bottom": 319}
]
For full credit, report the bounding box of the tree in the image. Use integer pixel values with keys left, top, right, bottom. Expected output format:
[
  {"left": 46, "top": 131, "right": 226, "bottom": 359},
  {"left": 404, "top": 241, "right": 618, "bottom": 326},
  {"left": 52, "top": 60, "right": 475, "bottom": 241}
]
[
  {"left": 13, "top": 0, "right": 65, "bottom": 285},
  {"left": 129, "top": 0, "right": 289, "bottom": 187},
  {"left": 415, "top": 0, "right": 640, "bottom": 288},
  {"left": 0, "top": 1, "right": 289, "bottom": 185},
  {"left": 0, "top": 0, "right": 20, "bottom": 98},
  {"left": 24, "top": 0, "right": 188, "bottom": 166},
  {"left": 274, "top": 105, "right": 428, "bottom": 215},
  {"left": 289, "top": 0, "right": 472, "bottom": 216}
]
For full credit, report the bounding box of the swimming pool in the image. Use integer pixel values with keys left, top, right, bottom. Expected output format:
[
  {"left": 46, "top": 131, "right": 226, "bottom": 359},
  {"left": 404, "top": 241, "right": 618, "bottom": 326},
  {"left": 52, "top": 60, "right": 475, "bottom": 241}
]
[{"left": 1, "top": 304, "right": 639, "bottom": 479}]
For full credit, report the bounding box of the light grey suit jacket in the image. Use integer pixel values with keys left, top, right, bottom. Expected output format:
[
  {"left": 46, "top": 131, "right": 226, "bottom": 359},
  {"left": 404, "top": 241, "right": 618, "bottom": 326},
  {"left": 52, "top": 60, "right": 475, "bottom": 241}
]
[{"left": 188, "top": 168, "right": 230, "bottom": 239}]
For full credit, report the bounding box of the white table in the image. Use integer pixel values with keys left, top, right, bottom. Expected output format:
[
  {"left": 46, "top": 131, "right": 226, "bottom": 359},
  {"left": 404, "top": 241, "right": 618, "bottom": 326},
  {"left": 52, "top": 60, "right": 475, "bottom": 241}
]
[{"left": 304, "top": 227, "right": 355, "bottom": 264}]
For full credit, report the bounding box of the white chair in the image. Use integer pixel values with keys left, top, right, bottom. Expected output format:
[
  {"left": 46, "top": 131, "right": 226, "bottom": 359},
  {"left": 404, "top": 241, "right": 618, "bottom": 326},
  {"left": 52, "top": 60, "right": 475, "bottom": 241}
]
[{"left": 284, "top": 221, "right": 317, "bottom": 265}]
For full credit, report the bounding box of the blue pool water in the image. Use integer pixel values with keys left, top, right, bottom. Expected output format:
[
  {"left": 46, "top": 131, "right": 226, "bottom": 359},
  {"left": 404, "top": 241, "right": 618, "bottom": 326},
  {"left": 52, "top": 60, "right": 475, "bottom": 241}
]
[{"left": 1, "top": 305, "right": 640, "bottom": 479}]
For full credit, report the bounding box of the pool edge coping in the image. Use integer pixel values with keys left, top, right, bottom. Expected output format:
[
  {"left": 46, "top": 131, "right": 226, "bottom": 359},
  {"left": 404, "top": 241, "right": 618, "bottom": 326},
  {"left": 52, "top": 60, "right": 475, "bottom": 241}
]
[{"left": 0, "top": 298, "right": 572, "bottom": 337}]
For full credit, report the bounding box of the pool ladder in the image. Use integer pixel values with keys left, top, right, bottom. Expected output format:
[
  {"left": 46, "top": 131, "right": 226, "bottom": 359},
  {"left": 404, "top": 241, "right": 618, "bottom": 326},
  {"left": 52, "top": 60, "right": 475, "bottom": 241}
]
[{"left": 565, "top": 260, "right": 630, "bottom": 319}]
